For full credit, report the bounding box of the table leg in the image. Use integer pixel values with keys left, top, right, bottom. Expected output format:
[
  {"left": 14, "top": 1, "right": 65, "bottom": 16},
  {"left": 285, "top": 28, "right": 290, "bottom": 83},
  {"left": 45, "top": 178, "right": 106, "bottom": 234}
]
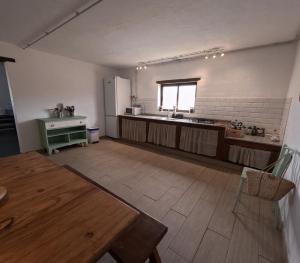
[{"left": 149, "top": 248, "right": 161, "bottom": 263}]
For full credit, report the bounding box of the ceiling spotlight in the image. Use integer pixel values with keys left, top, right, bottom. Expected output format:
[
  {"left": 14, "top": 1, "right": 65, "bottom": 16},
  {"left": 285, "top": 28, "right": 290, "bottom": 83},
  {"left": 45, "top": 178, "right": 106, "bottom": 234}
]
[
  {"left": 139, "top": 66, "right": 142, "bottom": 70},
  {"left": 143, "top": 65, "right": 147, "bottom": 69},
  {"left": 221, "top": 53, "right": 225, "bottom": 57},
  {"left": 213, "top": 55, "right": 216, "bottom": 59},
  {"left": 205, "top": 56, "right": 209, "bottom": 59},
  {"left": 136, "top": 66, "right": 139, "bottom": 70}
]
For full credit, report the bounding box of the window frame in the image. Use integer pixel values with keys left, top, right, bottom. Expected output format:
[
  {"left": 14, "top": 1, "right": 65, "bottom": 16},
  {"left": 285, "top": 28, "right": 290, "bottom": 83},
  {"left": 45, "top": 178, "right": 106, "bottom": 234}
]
[{"left": 159, "top": 81, "right": 197, "bottom": 112}]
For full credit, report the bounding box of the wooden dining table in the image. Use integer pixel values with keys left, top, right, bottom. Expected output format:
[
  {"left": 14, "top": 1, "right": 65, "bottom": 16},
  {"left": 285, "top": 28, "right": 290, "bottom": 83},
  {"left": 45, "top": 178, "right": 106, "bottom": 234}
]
[{"left": 0, "top": 152, "right": 140, "bottom": 263}]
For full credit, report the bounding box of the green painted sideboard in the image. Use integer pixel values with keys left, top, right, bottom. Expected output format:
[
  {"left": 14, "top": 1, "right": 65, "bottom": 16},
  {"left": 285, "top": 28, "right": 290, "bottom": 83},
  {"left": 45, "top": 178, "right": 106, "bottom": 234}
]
[{"left": 38, "top": 116, "right": 88, "bottom": 155}]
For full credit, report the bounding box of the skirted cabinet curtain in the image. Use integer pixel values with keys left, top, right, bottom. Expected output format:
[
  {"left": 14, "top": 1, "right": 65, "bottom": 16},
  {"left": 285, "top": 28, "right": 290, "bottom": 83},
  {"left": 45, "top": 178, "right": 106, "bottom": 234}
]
[
  {"left": 121, "top": 119, "right": 146, "bottom": 142},
  {"left": 179, "top": 126, "right": 218, "bottom": 157},
  {"left": 147, "top": 122, "right": 176, "bottom": 148},
  {"left": 228, "top": 145, "right": 271, "bottom": 169}
]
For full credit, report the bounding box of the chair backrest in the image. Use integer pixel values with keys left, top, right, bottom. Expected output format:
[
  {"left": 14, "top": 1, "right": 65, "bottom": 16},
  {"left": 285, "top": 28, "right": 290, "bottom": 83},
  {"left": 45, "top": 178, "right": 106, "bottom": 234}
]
[{"left": 272, "top": 145, "right": 294, "bottom": 177}]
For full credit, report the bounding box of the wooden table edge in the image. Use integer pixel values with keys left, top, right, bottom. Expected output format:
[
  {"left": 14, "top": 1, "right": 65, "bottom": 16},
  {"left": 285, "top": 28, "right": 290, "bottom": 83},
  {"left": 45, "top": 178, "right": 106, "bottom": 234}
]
[{"left": 63, "top": 165, "right": 167, "bottom": 262}]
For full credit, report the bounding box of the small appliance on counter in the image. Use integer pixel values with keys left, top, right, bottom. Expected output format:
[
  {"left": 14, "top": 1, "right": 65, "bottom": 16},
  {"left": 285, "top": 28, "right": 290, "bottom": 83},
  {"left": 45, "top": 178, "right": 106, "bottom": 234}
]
[{"left": 125, "top": 106, "right": 142, "bottom": 116}]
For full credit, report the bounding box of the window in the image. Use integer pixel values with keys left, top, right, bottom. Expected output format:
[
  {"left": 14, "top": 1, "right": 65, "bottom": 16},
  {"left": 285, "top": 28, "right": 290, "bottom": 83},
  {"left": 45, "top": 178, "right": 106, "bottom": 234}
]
[{"left": 157, "top": 79, "right": 198, "bottom": 112}]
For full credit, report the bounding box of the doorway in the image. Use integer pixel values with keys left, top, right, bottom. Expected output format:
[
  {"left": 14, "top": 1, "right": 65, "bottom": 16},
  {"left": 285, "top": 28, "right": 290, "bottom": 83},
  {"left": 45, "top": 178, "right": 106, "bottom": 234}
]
[{"left": 0, "top": 62, "right": 20, "bottom": 157}]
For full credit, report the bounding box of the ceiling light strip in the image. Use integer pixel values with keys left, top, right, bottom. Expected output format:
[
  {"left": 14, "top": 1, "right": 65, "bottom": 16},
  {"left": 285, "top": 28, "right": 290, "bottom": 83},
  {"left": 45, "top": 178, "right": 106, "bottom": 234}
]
[{"left": 23, "top": 0, "right": 104, "bottom": 49}]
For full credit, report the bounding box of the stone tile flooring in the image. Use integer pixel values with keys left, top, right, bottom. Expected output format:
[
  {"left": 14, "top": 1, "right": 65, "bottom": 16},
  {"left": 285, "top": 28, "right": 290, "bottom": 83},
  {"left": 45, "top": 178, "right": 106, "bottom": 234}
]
[{"left": 49, "top": 139, "right": 286, "bottom": 263}]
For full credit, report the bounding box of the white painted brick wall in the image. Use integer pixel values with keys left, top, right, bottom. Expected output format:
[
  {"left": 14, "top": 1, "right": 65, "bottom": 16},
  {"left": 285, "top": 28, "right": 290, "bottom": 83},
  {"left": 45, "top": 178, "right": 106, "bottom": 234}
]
[{"left": 136, "top": 97, "right": 290, "bottom": 135}]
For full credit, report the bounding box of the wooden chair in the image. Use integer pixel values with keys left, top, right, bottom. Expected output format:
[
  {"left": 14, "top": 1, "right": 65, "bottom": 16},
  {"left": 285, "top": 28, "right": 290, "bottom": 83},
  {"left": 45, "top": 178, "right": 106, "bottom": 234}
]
[{"left": 232, "top": 144, "right": 294, "bottom": 228}]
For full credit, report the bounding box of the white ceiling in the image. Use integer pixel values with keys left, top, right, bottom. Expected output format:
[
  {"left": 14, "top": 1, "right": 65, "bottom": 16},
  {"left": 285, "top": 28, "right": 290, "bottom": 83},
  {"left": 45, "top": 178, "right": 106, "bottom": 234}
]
[{"left": 0, "top": 0, "right": 300, "bottom": 68}]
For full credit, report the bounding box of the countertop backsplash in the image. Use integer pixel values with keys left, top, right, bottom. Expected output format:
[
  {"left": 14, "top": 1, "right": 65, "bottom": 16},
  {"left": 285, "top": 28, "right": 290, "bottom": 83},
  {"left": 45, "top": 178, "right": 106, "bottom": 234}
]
[{"left": 136, "top": 97, "right": 291, "bottom": 136}]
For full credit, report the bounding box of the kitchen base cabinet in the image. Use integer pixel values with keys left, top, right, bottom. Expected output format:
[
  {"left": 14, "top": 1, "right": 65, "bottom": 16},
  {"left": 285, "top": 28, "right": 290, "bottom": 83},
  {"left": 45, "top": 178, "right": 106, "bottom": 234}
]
[
  {"left": 119, "top": 115, "right": 226, "bottom": 160},
  {"left": 179, "top": 127, "right": 218, "bottom": 157},
  {"left": 148, "top": 122, "right": 176, "bottom": 148},
  {"left": 118, "top": 115, "right": 281, "bottom": 167},
  {"left": 121, "top": 118, "right": 147, "bottom": 142}
]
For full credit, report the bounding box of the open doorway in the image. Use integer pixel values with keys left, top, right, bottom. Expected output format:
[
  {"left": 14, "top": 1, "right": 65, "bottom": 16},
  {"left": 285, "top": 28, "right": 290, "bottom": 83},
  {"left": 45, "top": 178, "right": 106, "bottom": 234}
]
[{"left": 0, "top": 61, "right": 20, "bottom": 157}]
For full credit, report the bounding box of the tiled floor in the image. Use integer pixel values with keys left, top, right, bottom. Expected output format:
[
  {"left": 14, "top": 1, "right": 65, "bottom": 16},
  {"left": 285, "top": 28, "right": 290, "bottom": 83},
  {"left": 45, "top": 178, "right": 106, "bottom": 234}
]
[{"left": 49, "top": 139, "right": 286, "bottom": 263}]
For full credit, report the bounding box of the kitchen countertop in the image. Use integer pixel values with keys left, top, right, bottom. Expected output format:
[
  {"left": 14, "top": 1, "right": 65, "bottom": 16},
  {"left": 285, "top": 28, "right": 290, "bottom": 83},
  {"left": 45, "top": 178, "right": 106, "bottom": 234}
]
[
  {"left": 119, "top": 114, "right": 226, "bottom": 128},
  {"left": 225, "top": 134, "right": 282, "bottom": 147}
]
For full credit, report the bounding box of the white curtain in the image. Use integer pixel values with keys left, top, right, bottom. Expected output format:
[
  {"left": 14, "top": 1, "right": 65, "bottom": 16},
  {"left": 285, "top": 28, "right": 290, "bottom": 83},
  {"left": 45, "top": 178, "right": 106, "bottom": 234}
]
[
  {"left": 121, "top": 119, "right": 146, "bottom": 142},
  {"left": 148, "top": 122, "right": 176, "bottom": 148},
  {"left": 179, "top": 127, "right": 218, "bottom": 156},
  {"left": 228, "top": 145, "right": 271, "bottom": 169}
]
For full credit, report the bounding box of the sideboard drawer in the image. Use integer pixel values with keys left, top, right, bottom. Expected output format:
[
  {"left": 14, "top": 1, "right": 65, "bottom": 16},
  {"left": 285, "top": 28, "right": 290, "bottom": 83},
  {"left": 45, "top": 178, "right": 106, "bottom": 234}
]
[{"left": 45, "top": 119, "right": 86, "bottom": 130}]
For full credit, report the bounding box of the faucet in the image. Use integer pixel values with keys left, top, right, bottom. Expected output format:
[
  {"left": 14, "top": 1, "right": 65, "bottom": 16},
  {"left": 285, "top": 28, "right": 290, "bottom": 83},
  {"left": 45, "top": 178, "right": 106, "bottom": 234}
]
[{"left": 172, "top": 106, "right": 177, "bottom": 118}]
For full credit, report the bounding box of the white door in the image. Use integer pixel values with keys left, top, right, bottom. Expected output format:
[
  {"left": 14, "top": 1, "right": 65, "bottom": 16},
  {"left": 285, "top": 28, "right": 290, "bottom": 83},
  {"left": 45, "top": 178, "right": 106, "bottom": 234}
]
[
  {"left": 104, "top": 78, "right": 117, "bottom": 116},
  {"left": 105, "top": 116, "right": 119, "bottom": 138},
  {"left": 116, "top": 77, "right": 131, "bottom": 115}
]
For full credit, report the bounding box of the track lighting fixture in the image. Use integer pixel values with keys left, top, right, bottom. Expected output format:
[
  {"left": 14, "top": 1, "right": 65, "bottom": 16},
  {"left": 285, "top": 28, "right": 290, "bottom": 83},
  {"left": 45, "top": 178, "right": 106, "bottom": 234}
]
[
  {"left": 136, "top": 65, "right": 148, "bottom": 71},
  {"left": 136, "top": 48, "right": 225, "bottom": 69}
]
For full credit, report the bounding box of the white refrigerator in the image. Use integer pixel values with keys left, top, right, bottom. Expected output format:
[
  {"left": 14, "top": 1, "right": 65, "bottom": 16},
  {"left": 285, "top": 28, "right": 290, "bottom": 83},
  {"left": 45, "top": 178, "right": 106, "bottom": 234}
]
[{"left": 104, "top": 76, "right": 131, "bottom": 138}]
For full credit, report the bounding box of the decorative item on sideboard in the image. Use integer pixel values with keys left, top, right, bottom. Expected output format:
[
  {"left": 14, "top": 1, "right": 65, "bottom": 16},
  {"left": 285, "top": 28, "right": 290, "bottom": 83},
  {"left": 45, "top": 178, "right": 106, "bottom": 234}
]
[
  {"left": 65, "top": 106, "right": 75, "bottom": 117},
  {"left": 57, "top": 103, "right": 64, "bottom": 118},
  {"left": 48, "top": 104, "right": 75, "bottom": 118}
]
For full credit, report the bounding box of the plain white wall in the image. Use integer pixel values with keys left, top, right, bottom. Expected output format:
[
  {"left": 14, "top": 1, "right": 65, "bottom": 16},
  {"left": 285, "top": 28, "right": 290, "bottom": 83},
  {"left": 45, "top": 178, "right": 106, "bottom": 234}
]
[
  {"left": 0, "top": 63, "right": 12, "bottom": 114},
  {"left": 0, "top": 41, "right": 118, "bottom": 152},
  {"left": 281, "top": 40, "right": 300, "bottom": 263},
  {"left": 120, "top": 43, "right": 296, "bottom": 100}
]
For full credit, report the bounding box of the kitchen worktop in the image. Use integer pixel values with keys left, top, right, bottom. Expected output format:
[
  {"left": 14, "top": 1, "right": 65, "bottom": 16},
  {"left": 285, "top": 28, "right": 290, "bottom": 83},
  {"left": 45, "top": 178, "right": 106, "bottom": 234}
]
[
  {"left": 225, "top": 134, "right": 282, "bottom": 147},
  {"left": 119, "top": 114, "right": 226, "bottom": 128}
]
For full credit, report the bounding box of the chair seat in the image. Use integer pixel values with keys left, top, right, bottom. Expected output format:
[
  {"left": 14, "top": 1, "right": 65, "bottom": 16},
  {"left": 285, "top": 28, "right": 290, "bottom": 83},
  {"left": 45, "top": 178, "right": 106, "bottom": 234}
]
[{"left": 241, "top": 166, "right": 260, "bottom": 179}]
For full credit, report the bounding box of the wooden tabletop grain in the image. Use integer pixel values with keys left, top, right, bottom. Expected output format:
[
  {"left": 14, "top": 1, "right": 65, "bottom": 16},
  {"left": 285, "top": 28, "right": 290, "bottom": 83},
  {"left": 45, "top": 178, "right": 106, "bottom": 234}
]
[{"left": 0, "top": 152, "right": 140, "bottom": 263}]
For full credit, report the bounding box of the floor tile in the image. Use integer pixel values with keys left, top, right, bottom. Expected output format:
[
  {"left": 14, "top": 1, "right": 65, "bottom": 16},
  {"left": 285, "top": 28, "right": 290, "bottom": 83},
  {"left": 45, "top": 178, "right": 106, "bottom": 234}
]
[
  {"left": 170, "top": 199, "right": 215, "bottom": 261},
  {"left": 172, "top": 180, "right": 207, "bottom": 216},
  {"left": 193, "top": 230, "right": 230, "bottom": 263}
]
